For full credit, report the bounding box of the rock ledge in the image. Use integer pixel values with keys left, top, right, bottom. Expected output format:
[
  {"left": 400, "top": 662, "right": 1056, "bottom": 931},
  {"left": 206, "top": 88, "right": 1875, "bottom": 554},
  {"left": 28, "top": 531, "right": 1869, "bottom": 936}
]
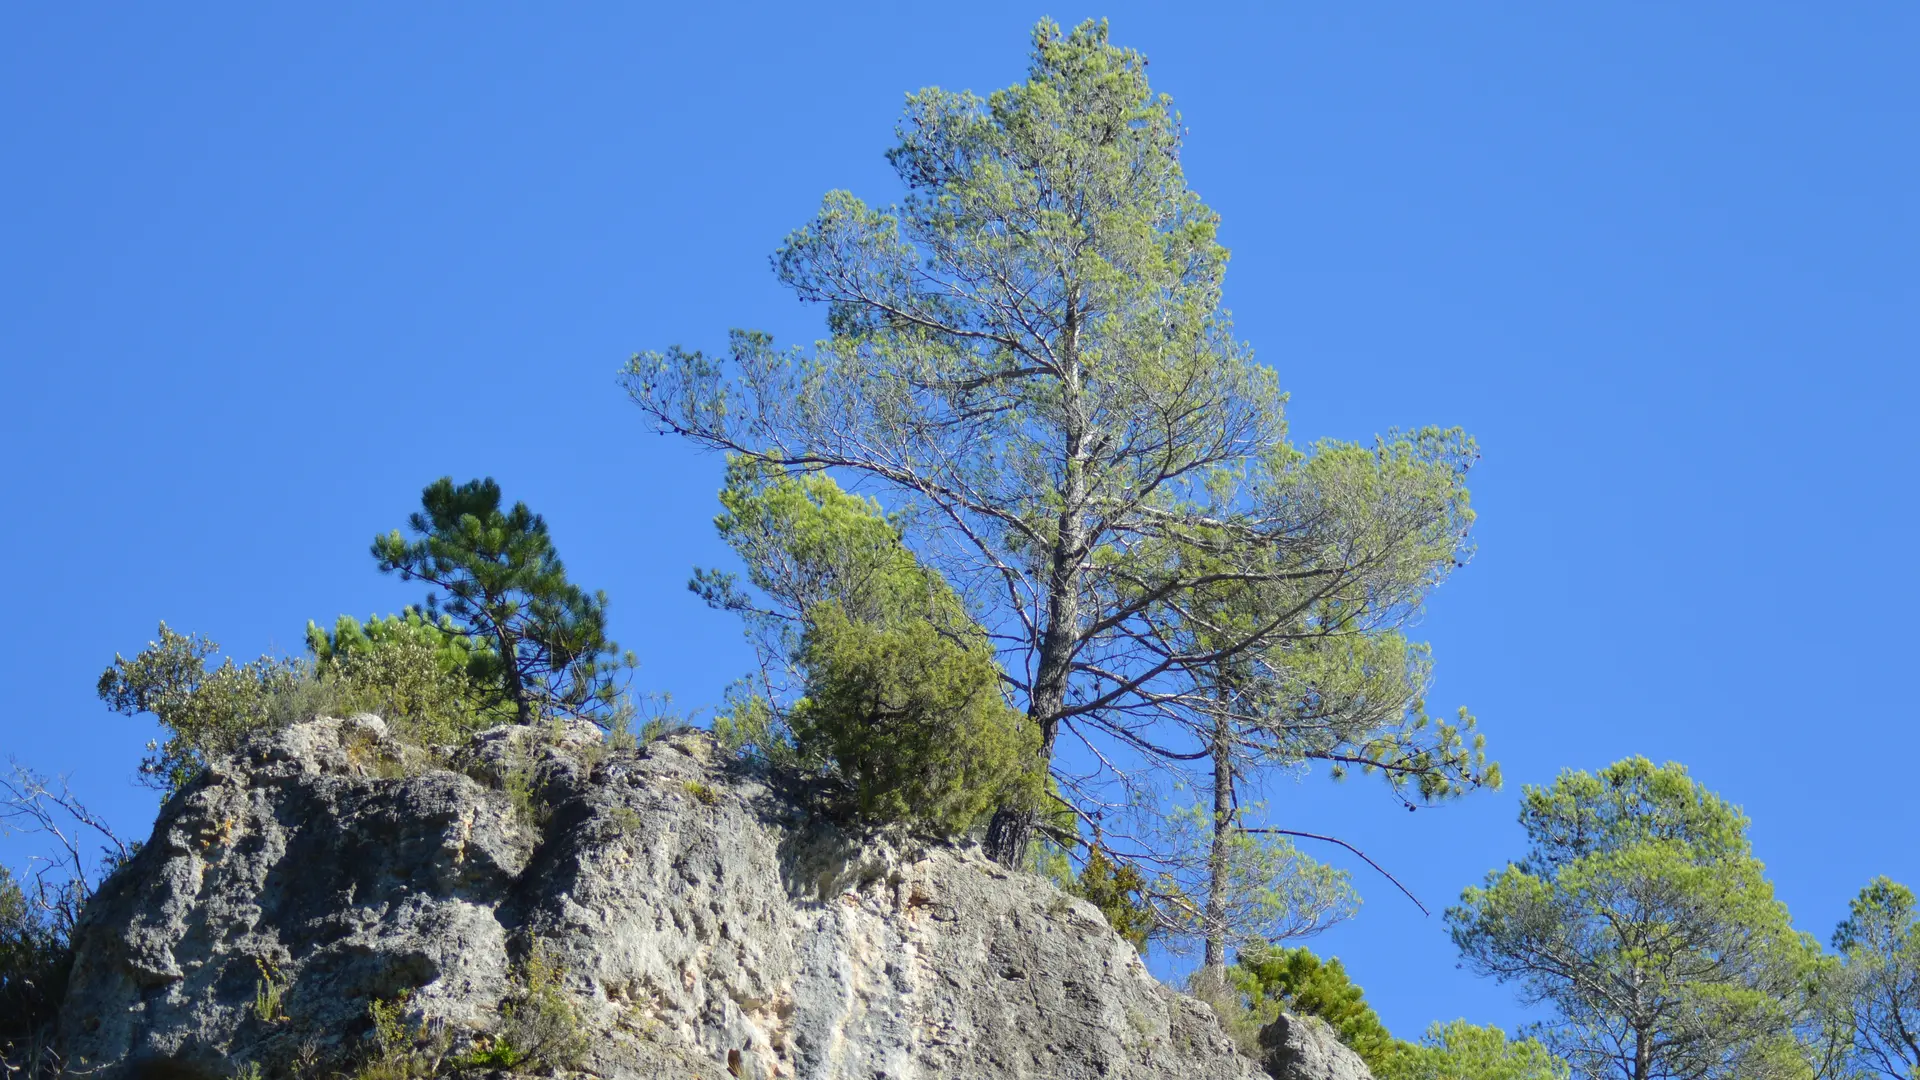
[{"left": 58, "top": 717, "right": 1333, "bottom": 1080}]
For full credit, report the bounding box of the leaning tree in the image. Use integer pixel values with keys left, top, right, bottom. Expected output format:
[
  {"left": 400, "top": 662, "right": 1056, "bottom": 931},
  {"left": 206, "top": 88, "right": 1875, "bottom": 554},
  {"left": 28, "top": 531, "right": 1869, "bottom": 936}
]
[{"left": 628, "top": 19, "right": 1482, "bottom": 866}]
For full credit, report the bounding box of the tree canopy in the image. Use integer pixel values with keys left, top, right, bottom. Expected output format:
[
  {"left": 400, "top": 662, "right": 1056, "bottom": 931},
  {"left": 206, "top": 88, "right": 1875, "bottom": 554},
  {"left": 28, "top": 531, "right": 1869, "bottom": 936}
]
[
  {"left": 373, "top": 477, "right": 629, "bottom": 726},
  {"left": 97, "top": 624, "right": 307, "bottom": 793},
  {"left": 627, "top": 17, "right": 1483, "bottom": 869},
  {"left": 1232, "top": 945, "right": 1404, "bottom": 1072},
  {"left": 1386, "top": 1021, "right": 1569, "bottom": 1080},
  {"left": 1831, "top": 877, "right": 1920, "bottom": 1080},
  {"left": 1448, "top": 758, "right": 1823, "bottom": 1080}
]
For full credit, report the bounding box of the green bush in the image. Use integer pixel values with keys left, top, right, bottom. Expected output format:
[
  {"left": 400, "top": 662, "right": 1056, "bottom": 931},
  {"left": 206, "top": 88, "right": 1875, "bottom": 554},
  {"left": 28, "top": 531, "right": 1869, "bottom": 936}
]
[
  {"left": 1196, "top": 944, "right": 1408, "bottom": 1070},
  {"left": 97, "top": 624, "right": 307, "bottom": 792},
  {"left": 791, "top": 600, "right": 1039, "bottom": 835},
  {"left": 705, "top": 462, "right": 1041, "bottom": 836},
  {"left": 494, "top": 940, "right": 587, "bottom": 1072},
  {"left": 307, "top": 610, "right": 508, "bottom": 746},
  {"left": 352, "top": 993, "right": 438, "bottom": 1080},
  {"left": 1380, "top": 1020, "right": 1568, "bottom": 1080},
  {"left": 1066, "top": 848, "right": 1155, "bottom": 953},
  {"left": 99, "top": 615, "right": 507, "bottom": 794},
  {"left": 0, "top": 867, "right": 69, "bottom": 1066}
]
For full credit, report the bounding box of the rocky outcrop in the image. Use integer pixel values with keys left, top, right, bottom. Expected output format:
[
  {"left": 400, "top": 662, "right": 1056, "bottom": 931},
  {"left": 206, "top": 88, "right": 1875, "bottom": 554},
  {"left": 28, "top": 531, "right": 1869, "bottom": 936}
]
[
  {"left": 1258, "top": 1013, "right": 1375, "bottom": 1080},
  {"left": 57, "top": 716, "right": 1311, "bottom": 1080}
]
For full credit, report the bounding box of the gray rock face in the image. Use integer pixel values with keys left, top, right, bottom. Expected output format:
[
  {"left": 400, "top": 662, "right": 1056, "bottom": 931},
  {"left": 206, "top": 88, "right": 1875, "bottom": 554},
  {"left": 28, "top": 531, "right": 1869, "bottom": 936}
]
[
  {"left": 58, "top": 717, "right": 1267, "bottom": 1080},
  {"left": 1259, "top": 1013, "right": 1375, "bottom": 1080}
]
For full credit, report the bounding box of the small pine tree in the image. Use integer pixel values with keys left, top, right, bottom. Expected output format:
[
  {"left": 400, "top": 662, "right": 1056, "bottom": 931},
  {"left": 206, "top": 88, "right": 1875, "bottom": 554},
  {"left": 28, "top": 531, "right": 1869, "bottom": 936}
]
[
  {"left": 372, "top": 478, "right": 630, "bottom": 726},
  {"left": 1226, "top": 945, "right": 1407, "bottom": 1074},
  {"left": 1069, "top": 848, "right": 1154, "bottom": 953}
]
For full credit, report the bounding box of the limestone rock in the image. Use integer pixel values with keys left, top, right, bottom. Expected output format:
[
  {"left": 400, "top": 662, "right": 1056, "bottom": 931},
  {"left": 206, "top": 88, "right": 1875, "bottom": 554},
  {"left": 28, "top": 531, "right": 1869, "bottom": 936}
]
[
  {"left": 58, "top": 718, "right": 1265, "bottom": 1080},
  {"left": 1258, "top": 1012, "right": 1376, "bottom": 1080}
]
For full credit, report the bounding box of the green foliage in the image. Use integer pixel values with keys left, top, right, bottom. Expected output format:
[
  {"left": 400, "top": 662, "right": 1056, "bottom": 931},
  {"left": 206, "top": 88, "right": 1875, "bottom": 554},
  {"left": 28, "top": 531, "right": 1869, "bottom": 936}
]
[
  {"left": 1831, "top": 876, "right": 1920, "bottom": 1079},
  {"left": 628, "top": 19, "right": 1482, "bottom": 869},
  {"left": 496, "top": 940, "right": 588, "bottom": 1072},
  {"left": 100, "top": 616, "right": 509, "bottom": 794},
  {"left": 373, "top": 476, "right": 630, "bottom": 726},
  {"left": 499, "top": 738, "right": 548, "bottom": 831},
  {"left": 1166, "top": 429, "right": 1490, "bottom": 799},
  {"left": 1160, "top": 800, "right": 1358, "bottom": 959},
  {"left": 97, "top": 623, "right": 307, "bottom": 792},
  {"left": 0, "top": 866, "right": 68, "bottom": 1060},
  {"left": 703, "top": 462, "right": 1041, "bottom": 835},
  {"left": 308, "top": 610, "right": 507, "bottom": 747},
  {"left": 1448, "top": 758, "right": 1823, "bottom": 1080},
  {"left": 1225, "top": 945, "right": 1407, "bottom": 1075},
  {"left": 353, "top": 994, "right": 437, "bottom": 1080},
  {"left": 351, "top": 950, "right": 584, "bottom": 1080},
  {"left": 791, "top": 599, "right": 1039, "bottom": 834},
  {"left": 1381, "top": 1020, "right": 1568, "bottom": 1080},
  {"left": 446, "top": 1039, "right": 521, "bottom": 1071},
  {"left": 308, "top": 607, "right": 491, "bottom": 673},
  {"left": 252, "top": 958, "right": 287, "bottom": 1023},
  {"left": 1070, "top": 848, "right": 1155, "bottom": 953},
  {"left": 1155, "top": 432, "right": 1488, "bottom": 965}
]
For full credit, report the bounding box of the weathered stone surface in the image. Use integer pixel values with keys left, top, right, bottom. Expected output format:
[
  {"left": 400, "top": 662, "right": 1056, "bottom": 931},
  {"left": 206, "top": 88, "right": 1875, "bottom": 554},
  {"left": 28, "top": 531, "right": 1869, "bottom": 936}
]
[
  {"left": 58, "top": 717, "right": 1268, "bottom": 1080},
  {"left": 1258, "top": 1012, "right": 1375, "bottom": 1080}
]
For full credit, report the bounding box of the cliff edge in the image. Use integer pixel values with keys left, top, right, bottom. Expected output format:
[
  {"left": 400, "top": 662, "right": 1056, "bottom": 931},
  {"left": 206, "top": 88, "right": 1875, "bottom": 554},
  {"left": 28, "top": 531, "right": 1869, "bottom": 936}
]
[{"left": 56, "top": 716, "right": 1372, "bottom": 1080}]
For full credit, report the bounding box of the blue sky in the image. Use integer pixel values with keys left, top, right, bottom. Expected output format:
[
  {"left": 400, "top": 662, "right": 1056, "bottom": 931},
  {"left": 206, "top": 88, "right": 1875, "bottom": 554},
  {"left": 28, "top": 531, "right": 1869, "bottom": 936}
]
[{"left": 3, "top": 3, "right": 1915, "bottom": 1040}]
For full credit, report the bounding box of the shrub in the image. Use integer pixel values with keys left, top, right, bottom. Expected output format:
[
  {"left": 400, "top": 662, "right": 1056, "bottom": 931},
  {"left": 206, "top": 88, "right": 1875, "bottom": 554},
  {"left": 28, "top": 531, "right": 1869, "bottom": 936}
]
[
  {"left": 704, "top": 462, "right": 1041, "bottom": 835},
  {"left": 307, "top": 610, "right": 506, "bottom": 746},
  {"left": 1380, "top": 1020, "right": 1568, "bottom": 1080},
  {"left": 496, "top": 940, "right": 587, "bottom": 1072},
  {"left": 1067, "top": 848, "right": 1155, "bottom": 954},
  {"left": 790, "top": 600, "right": 1039, "bottom": 834},
  {"left": 97, "top": 624, "right": 307, "bottom": 792},
  {"left": 100, "top": 615, "right": 509, "bottom": 794},
  {"left": 0, "top": 867, "right": 69, "bottom": 1067},
  {"left": 352, "top": 993, "right": 438, "bottom": 1080},
  {"left": 1198, "top": 944, "right": 1407, "bottom": 1071}
]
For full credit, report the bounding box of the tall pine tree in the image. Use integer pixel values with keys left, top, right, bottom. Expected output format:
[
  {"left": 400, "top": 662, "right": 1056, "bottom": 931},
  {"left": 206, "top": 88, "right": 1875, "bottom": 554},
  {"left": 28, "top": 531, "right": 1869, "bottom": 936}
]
[{"left": 628, "top": 19, "right": 1480, "bottom": 867}]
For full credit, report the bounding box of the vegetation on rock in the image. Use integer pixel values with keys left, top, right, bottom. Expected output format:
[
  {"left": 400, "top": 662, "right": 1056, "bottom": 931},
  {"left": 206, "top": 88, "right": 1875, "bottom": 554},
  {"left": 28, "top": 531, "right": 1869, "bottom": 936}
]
[
  {"left": 626, "top": 18, "right": 1487, "bottom": 879},
  {"left": 704, "top": 461, "right": 1040, "bottom": 835},
  {"left": 374, "top": 476, "right": 631, "bottom": 726},
  {"left": 9, "top": 17, "right": 1915, "bottom": 1080}
]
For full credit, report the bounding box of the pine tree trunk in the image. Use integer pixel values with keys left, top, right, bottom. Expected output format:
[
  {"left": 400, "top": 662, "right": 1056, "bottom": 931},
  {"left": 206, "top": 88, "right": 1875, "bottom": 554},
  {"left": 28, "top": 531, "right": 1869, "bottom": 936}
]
[
  {"left": 984, "top": 513, "right": 1079, "bottom": 866},
  {"left": 1201, "top": 686, "right": 1234, "bottom": 980},
  {"left": 985, "top": 313, "right": 1086, "bottom": 869},
  {"left": 495, "top": 620, "right": 532, "bottom": 725}
]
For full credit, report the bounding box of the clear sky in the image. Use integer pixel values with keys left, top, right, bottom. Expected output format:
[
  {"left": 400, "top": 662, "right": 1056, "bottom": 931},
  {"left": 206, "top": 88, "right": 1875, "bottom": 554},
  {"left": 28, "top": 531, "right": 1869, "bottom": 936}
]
[{"left": 3, "top": 3, "right": 1915, "bottom": 1041}]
